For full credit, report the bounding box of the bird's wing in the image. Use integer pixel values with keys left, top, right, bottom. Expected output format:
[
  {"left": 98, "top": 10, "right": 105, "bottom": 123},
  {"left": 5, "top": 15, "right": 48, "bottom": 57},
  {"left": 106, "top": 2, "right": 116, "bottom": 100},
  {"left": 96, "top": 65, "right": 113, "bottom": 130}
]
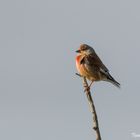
[
  {"left": 80, "top": 53, "right": 120, "bottom": 88},
  {"left": 87, "top": 53, "right": 109, "bottom": 72},
  {"left": 80, "top": 53, "right": 110, "bottom": 75}
]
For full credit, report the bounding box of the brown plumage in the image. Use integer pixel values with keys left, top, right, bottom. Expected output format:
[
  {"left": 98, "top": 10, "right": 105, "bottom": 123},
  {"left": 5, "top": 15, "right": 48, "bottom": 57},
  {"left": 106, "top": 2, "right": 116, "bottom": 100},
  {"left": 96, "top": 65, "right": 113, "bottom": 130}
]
[{"left": 76, "top": 44, "right": 120, "bottom": 88}]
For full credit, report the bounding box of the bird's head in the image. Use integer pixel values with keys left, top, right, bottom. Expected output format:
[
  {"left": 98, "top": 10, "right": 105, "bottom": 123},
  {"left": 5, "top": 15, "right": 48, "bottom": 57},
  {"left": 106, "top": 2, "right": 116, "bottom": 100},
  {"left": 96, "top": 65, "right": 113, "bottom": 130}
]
[{"left": 76, "top": 44, "right": 95, "bottom": 55}]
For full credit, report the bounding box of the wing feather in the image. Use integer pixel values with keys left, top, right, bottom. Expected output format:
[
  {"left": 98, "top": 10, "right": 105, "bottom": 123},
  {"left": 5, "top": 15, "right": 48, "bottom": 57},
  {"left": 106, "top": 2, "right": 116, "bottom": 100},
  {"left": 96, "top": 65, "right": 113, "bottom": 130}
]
[{"left": 87, "top": 53, "right": 108, "bottom": 72}]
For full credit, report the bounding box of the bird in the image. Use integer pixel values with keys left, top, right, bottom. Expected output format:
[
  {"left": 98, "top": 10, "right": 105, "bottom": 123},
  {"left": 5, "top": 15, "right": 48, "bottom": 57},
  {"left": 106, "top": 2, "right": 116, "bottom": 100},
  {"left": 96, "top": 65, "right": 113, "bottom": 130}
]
[{"left": 75, "top": 44, "right": 120, "bottom": 90}]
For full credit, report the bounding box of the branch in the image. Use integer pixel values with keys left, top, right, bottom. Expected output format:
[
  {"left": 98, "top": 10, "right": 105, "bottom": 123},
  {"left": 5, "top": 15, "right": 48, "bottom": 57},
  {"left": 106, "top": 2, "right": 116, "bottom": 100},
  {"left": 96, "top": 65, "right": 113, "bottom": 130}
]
[
  {"left": 82, "top": 77, "right": 102, "bottom": 140},
  {"left": 75, "top": 73, "right": 82, "bottom": 77}
]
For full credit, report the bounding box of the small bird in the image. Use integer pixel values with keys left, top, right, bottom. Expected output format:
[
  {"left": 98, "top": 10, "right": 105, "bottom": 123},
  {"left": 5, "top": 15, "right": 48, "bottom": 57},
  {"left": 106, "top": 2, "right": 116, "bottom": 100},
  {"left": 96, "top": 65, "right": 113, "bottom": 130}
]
[{"left": 76, "top": 44, "right": 120, "bottom": 90}]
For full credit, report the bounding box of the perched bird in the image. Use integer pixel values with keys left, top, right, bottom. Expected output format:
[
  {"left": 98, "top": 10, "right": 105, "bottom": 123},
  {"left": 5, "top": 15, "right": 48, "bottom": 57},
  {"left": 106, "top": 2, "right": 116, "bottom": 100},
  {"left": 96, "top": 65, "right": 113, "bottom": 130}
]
[{"left": 76, "top": 44, "right": 120, "bottom": 90}]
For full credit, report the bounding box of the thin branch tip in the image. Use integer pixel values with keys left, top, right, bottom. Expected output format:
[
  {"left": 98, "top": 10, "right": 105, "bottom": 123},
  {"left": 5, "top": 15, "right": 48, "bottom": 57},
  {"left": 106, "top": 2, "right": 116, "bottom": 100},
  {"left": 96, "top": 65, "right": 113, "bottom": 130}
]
[{"left": 75, "top": 73, "right": 82, "bottom": 77}]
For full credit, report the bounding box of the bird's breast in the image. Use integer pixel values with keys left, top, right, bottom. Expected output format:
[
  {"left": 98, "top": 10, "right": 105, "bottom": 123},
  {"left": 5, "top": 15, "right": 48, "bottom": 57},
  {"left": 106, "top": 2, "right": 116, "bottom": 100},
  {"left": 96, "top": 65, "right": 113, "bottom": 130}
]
[
  {"left": 76, "top": 55, "right": 92, "bottom": 79},
  {"left": 76, "top": 55, "right": 85, "bottom": 74},
  {"left": 76, "top": 55, "right": 100, "bottom": 81},
  {"left": 76, "top": 55, "right": 82, "bottom": 71}
]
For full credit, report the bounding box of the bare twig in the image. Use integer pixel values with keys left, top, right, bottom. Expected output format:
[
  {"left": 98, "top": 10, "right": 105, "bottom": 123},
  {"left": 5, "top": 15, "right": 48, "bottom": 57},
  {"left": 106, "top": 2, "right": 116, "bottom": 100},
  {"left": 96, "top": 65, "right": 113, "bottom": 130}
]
[
  {"left": 82, "top": 77, "right": 102, "bottom": 140},
  {"left": 75, "top": 73, "right": 82, "bottom": 77}
]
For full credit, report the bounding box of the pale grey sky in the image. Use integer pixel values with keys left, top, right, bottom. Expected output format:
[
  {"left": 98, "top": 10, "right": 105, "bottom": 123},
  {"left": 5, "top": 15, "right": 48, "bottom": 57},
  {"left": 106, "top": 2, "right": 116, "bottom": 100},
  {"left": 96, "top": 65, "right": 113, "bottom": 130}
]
[{"left": 0, "top": 0, "right": 140, "bottom": 140}]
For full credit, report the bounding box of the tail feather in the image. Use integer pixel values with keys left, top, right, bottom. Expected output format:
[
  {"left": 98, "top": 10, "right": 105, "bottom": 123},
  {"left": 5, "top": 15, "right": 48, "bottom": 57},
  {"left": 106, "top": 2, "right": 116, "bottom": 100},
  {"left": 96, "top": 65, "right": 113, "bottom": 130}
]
[{"left": 106, "top": 73, "right": 120, "bottom": 88}]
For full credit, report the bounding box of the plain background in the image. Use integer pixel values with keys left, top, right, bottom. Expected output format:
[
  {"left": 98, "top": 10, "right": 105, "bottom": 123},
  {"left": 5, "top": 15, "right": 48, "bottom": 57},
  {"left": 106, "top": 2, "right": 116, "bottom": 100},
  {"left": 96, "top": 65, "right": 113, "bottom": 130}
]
[{"left": 0, "top": 0, "right": 140, "bottom": 140}]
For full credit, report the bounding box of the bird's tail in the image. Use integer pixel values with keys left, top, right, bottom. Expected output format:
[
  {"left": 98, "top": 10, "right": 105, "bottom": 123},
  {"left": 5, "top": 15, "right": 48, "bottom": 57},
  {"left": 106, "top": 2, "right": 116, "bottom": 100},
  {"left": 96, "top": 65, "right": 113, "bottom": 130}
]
[{"left": 106, "top": 74, "right": 120, "bottom": 88}]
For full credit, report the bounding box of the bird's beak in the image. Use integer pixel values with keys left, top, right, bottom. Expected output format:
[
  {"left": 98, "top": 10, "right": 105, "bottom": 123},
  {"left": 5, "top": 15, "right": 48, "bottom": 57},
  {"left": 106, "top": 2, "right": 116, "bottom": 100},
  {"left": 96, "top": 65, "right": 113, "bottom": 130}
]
[{"left": 76, "top": 50, "right": 81, "bottom": 53}]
